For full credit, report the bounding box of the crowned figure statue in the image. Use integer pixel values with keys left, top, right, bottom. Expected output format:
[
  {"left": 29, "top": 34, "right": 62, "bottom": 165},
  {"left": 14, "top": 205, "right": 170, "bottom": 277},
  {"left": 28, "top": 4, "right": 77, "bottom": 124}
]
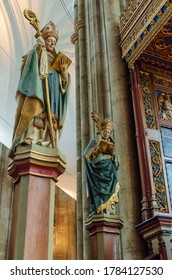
[
  {"left": 84, "top": 112, "right": 120, "bottom": 216},
  {"left": 8, "top": 12, "right": 71, "bottom": 159}
]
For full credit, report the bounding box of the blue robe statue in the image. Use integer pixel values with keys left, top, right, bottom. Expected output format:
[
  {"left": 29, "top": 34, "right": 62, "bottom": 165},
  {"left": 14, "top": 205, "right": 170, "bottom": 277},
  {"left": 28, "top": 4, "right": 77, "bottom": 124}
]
[{"left": 84, "top": 137, "right": 120, "bottom": 216}]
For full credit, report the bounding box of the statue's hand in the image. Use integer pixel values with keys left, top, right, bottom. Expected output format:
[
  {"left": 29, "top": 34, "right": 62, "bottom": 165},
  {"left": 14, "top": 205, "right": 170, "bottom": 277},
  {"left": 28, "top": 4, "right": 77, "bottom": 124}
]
[
  {"left": 92, "top": 150, "right": 98, "bottom": 159},
  {"left": 92, "top": 147, "right": 100, "bottom": 159},
  {"left": 108, "top": 145, "right": 115, "bottom": 156},
  {"left": 36, "top": 36, "right": 45, "bottom": 47},
  {"left": 59, "top": 56, "right": 68, "bottom": 80},
  {"left": 36, "top": 36, "right": 45, "bottom": 55}
]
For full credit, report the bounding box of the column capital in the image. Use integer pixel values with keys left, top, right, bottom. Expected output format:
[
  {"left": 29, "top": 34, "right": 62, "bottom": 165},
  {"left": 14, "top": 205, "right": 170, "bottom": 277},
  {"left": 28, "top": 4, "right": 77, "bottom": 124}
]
[{"left": 7, "top": 144, "right": 66, "bottom": 183}]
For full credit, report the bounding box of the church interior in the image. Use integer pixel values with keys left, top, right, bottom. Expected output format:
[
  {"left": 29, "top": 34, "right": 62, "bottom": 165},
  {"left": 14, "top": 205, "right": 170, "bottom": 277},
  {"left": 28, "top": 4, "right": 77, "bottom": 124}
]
[{"left": 0, "top": 0, "right": 172, "bottom": 260}]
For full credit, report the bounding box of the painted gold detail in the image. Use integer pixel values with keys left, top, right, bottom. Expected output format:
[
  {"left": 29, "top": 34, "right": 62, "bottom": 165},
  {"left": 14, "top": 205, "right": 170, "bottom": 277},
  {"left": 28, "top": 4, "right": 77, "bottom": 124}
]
[
  {"left": 149, "top": 140, "right": 168, "bottom": 212},
  {"left": 120, "top": 0, "right": 172, "bottom": 67},
  {"left": 139, "top": 71, "right": 156, "bottom": 129}
]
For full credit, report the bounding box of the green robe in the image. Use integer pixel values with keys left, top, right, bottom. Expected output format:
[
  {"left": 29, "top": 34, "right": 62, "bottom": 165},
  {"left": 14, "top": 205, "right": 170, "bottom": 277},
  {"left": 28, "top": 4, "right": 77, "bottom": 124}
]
[{"left": 84, "top": 138, "right": 120, "bottom": 216}]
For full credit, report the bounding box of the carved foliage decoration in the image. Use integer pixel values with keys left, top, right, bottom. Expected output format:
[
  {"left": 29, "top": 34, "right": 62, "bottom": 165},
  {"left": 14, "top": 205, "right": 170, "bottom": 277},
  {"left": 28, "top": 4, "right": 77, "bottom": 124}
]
[
  {"left": 149, "top": 140, "right": 168, "bottom": 212},
  {"left": 120, "top": 0, "right": 172, "bottom": 66},
  {"left": 154, "top": 75, "right": 172, "bottom": 88},
  {"left": 120, "top": 0, "right": 145, "bottom": 30},
  {"left": 142, "top": 63, "right": 172, "bottom": 78},
  {"left": 146, "top": 17, "right": 172, "bottom": 61},
  {"left": 139, "top": 71, "right": 156, "bottom": 129}
]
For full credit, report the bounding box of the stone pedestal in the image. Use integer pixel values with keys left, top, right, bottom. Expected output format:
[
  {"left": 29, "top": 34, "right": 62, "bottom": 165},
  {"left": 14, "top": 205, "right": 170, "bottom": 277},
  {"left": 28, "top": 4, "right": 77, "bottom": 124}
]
[
  {"left": 7, "top": 144, "right": 66, "bottom": 260},
  {"left": 85, "top": 214, "right": 123, "bottom": 260}
]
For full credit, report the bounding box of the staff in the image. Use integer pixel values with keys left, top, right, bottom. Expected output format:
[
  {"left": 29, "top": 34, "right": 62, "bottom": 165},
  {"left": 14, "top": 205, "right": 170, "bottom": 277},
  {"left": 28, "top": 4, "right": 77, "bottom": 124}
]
[{"left": 23, "top": 9, "right": 56, "bottom": 148}]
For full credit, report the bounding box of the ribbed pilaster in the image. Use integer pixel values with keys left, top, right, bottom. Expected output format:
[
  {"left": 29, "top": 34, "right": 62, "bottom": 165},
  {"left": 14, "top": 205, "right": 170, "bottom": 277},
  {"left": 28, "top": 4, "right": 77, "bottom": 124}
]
[{"left": 73, "top": 0, "right": 146, "bottom": 260}]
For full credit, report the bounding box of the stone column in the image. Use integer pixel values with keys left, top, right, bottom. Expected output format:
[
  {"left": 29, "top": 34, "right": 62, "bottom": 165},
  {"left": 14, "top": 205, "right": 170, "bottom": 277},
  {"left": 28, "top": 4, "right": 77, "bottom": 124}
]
[
  {"left": 85, "top": 0, "right": 112, "bottom": 117},
  {"left": 7, "top": 144, "right": 66, "bottom": 260},
  {"left": 71, "top": 1, "right": 83, "bottom": 260},
  {"left": 72, "top": 0, "right": 91, "bottom": 260},
  {"left": 74, "top": 0, "right": 146, "bottom": 259},
  {"left": 85, "top": 214, "right": 123, "bottom": 260},
  {"left": 103, "top": 0, "right": 145, "bottom": 259}
]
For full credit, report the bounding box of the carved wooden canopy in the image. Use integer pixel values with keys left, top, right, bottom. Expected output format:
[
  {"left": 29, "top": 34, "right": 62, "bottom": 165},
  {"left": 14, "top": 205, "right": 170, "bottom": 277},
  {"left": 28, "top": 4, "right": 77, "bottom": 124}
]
[{"left": 120, "top": 0, "right": 172, "bottom": 68}]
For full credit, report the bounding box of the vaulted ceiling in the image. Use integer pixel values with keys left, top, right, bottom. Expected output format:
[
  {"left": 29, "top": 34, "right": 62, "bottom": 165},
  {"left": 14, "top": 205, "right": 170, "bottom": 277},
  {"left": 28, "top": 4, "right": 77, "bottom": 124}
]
[{"left": 0, "top": 0, "right": 76, "bottom": 198}]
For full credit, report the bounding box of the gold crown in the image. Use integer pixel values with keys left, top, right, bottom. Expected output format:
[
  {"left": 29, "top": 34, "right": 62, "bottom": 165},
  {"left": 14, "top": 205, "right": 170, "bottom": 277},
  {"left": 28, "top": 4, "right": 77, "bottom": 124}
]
[
  {"left": 101, "top": 118, "right": 114, "bottom": 132},
  {"left": 41, "top": 21, "right": 59, "bottom": 40}
]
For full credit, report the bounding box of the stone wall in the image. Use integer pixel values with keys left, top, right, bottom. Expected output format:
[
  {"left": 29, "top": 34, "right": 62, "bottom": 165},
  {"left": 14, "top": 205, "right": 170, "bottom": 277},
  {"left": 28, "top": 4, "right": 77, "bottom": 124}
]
[
  {"left": 53, "top": 186, "right": 77, "bottom": 260},
  {"left": 0, "top": 142, "right": 13, "bottom": 259}
]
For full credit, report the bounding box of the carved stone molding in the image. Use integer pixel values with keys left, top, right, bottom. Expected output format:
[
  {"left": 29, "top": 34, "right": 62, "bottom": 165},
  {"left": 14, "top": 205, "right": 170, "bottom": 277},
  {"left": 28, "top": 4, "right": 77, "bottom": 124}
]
[
  {"left": 120, "top": 0, "right": 150, "bottom": 32},
  {"left": 70, "top": 32, "right": 78, "bottom": 44},
  {"left": 8, "top": 144, "right": 66, "bottom": 183},
  {"left": 120, "top": 0, "right": 172, "bottom": 67},
  {"left": 75, "top": 19, "right": 85, "bottom": 32}
]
